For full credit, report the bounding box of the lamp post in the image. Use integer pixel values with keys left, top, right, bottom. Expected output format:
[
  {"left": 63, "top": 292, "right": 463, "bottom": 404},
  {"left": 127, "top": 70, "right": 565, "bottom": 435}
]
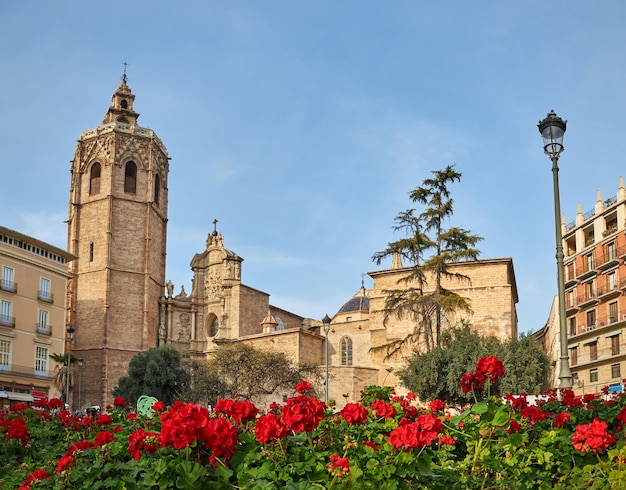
[
  {"left": 538, "top": 110, "right": 573, "bottom": 390},
  {"left": 322, "top": 314, "right": 331, "bottom": 404},
  {"left": 78, "top": 357, "right": 84, "bottom": 413},
  {"left": 65, "top": 325, "right": 75, "bottom": 411}
]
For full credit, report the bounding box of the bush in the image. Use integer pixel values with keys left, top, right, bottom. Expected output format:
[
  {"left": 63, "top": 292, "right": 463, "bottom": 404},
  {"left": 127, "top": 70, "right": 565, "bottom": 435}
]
[{"left": 3, "top": 359, "right": 626, "bottom": 489}]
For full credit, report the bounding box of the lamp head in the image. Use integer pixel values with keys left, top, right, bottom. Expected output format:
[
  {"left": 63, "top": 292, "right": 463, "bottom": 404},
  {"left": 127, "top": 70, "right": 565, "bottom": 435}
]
[
  {"left": 78, "top": 357, "right": 84, "bottom": 367},
  {"left": 538, "top": 110, "right": 567, "bottom": 157}
]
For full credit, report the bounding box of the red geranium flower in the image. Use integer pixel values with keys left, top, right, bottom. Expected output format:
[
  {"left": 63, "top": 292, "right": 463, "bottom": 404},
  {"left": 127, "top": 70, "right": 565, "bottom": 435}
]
[
  {"left": 328, "top": 454, "right": 350, "bottom": 478},
  {"left": 553, "top": 412, "right": 571, "bottom": 427},
  {"left": 94, "top": 430, "right": 115, "bottom": 447},
  {"left": 6, "top": 417, "right": 30, "bottom": 444},
  {"left": 572, "top": 417, "right": 616, "bottom": 453},
  {"left": 128, "top": 429, "right": 159, "bottom": 460},
  {"left": 438, "top": 434, "right": 455, "bottom": 446},
  {"left": 370, "top": 400, "right": 397, "bottom": 419},
  {"left": 362, "top": 440, "right": 378, "bottom": 451},
  {"left": 152, "top": 400, "right": 166, "bottom": 412},
  {"left": 255, "top": 413, "right": 289, "bottom": 443},
  {"left": 229, "top": 399, "right": 259, "bottom": 424},
  {"left": 507, "top": 419, "right": 521, "bottom": 434},
  {"left": 475, "top": 356, "right": 505, "bottom": 383},
  {"left": 20, "top": 469, "right": 50, "bottom": 488},
  {"left": 340, "top": 402, "right": 368, "bottom": 425},
  {"left": 460, "top": 373, "right": 485, "bottom": 393},
  {"left": 47, "top": 398, "right": 63, "bottom": 410},
  {"left": 113, "top": 397, "right": 126, "bottom": 408},
  {"left": 389, "top": 413, "right": 442, "bottom": 449},
  {"left": 430, "top": 399, "right": 445, "bottom": 413},
  {"left": 97, "top": 413, "right": 113, "bottom": 426},
  {"left": 281, "top": 395, "right": 326, "bottom": 433},
  {"left": 295, "top": 381, "right": 313, "bottom": 394}
]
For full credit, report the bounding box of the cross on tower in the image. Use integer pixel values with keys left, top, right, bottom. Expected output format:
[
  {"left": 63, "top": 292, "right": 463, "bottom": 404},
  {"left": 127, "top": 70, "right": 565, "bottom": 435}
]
[
  {"left": 122, "top": 61, "right": 128, "bottom": 82},
  {"left": 212, "top": 219, "right": 219, "bottom": 236}
]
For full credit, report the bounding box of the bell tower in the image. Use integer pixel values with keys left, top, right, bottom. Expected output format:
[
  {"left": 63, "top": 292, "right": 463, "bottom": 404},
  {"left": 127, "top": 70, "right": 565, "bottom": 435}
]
[{"left": 66, "top": 75, "right": 169, "bottom": 408}]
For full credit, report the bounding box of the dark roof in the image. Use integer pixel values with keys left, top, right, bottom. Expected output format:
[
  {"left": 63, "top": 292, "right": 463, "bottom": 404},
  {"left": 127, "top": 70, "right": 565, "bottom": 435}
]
[{"left": 337, "top": 295, "right": 369, "bottom": 314}]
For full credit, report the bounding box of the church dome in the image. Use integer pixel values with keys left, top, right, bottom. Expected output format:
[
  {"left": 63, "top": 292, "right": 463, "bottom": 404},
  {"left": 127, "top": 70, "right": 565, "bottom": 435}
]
[{"left": 337, "top": 291, "right": 369, "bottom": 314}]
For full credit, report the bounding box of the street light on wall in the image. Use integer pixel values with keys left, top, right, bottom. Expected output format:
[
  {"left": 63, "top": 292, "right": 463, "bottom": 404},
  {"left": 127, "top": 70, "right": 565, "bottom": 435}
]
[
  {"left": 65, "top": 325, "right": 75, "bottom": 410},
  {"left": 78, "top": 357, "right": 84, "bottom": 413},
  {"left": 322, "top": 314, "right": 331, "bottom": 404},
  {"left": 538, "top": 110, "right": 573, "bottom": 390}
]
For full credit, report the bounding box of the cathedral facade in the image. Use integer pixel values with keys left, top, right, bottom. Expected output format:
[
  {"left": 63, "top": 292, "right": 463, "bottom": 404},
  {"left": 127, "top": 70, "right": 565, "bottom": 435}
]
[{"left": 66, "top": 80, "right": 519, "bottom": 409}]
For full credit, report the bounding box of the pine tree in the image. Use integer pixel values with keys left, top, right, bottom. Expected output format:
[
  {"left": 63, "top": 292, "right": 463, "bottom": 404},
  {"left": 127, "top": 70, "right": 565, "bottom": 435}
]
[{"left": 372, "top": 165, "right": 482, "bottom": 352}]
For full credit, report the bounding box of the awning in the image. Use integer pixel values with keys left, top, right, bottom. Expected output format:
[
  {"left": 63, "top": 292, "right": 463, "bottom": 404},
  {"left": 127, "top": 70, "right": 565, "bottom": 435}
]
[
  {"left": 0, "top": 391, "right": 7, "bottom": 399},
  {"left": 6, "top": 392, "right": 34, "bottom": 402}
]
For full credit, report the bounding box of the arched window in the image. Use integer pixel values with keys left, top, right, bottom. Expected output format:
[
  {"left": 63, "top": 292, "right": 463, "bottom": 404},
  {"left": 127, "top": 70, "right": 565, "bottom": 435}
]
[
  {"left": 154, "top": 174, "right": 160, "bottom": 204},
  {"left": 120, "top": 100, "right": 128, "bottom": 109},
  {"left": 89, "top": 163, "right": 101, "bottom": 195},
  {"left": 124, "top": 161, "right": 137, "bottom": 194},
  {"left": 209, "top": 317, "right": 219, "bottom": 337},
  {"left": 341, "top": 337, "right": 353, "bottom": 366}
]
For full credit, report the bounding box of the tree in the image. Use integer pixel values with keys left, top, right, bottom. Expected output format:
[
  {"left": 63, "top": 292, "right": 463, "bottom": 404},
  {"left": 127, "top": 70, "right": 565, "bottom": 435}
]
[
  {"left": 397, "top": 325, "right": 549, "bottom": 406},
  {"left": 181, "top": 344, "right": 322, "bottom": 407},
  {"left": 49, "top": 352, "right": 77, "bottom": 401},
  {"left": 113, "top": 345, "right": 189, "bottom": 406},
  {"left": 372, "top": 165, "right": 482, "bottom": 352}
]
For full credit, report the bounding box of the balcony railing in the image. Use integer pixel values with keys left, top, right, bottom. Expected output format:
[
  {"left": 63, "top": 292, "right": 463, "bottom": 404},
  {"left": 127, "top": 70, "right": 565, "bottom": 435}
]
[
  {"left": 0, "top": 315, "right": 15, "bottom": 328},
  {"left": 0, "top": 280, "right": 17, "bottom": 293},
  {"left": 36, "top": 323, "right": 51, "bottom": 336},
  {"left": 38, "top": 291, "right": 54, "bottom": 303},
  {"left": 0, "top": 363, "right": 52, "bottom": 380}
]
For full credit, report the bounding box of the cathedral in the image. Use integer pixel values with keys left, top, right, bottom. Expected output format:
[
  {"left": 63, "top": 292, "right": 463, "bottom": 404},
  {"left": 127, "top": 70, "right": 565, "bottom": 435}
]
[{"left": 67, "top": 79, "right": 519, "bottom": 410}]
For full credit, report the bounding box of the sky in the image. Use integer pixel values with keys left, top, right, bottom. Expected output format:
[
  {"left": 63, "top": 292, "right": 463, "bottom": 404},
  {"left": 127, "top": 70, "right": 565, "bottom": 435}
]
[{"left": 1, "top": 1, "right": 625, "bottom": 335}]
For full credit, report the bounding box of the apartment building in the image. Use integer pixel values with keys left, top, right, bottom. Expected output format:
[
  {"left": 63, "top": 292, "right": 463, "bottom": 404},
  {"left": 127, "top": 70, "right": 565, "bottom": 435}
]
[
  {"left": 0, "top": 225, "right": 76, "bottom": 409},
  {"left": 562, "top": 177, "right": 626, "bottom": 394}
]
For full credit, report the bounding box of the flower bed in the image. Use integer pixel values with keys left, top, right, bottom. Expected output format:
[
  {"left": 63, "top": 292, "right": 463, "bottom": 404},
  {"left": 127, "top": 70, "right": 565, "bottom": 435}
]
[{"left": 3, "top": 362, "right": 626, "bottom": 489}]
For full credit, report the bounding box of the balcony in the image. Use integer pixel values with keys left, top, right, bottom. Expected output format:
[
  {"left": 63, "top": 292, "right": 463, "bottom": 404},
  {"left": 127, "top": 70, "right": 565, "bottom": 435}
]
[
  {"left": 0, "top": 315, "right": 15, "bottom": 328},
  {"left": 36, "top": 323, "right": 51, "bottom": 336},
  {"left": 597, "top": 245, "right": 625, "bottom": 271},
  {"left": 0, "top": 363, "right": 52, "bottom": 381},
  {"left": 598, "top": 285, "right": 622, "bottom": 301},
  {"left": 578, "top": 292, "right": 599, "bottom": 310},
  {"left": 576, "top": 265, "right": 597, "bottom": 282},
  {"left": 0, "top": 280, "right": 17, "bottom": 293},
  {"left": 38, "top": 291, "right": 54, "bottom": 303}
]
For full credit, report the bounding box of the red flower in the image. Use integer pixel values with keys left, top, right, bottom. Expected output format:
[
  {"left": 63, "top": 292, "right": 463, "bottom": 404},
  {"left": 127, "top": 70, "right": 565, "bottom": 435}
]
[
  {"left": 128, "top": 429, "right": 159, "bottom": 460},
  {"left": 152, "top": 400, "right": 166, "bottom": 412},
  {"left": 362, "top": 440, "right": 378, "bottom": 451},
  {"left": 281, "top": 395, "right": 326, "bottom": 433},
  {"left": 572, "top": 418, "right": 616, "bottom": 453},
  {"left": 340, "top": 402, "right": 369, "bottom": 425},
  {"left": 97, "top": 413, "right": 113, "bottom": 426},
  {"left": 429, "top": 399, "right": 445, "bottom": 413},
  {"left": 126, "top": 413, "right": 137, "bottom": 421},
  {"left": 214, "top": 398, "right": 235, "bottom": 417},
  {"left": 553, "top": 412, "right": 571, "bottom": 427},
  {"left": 328, "top": 454, "right": 350, "bottom": 478},
  {"left": 21, "top": 469, "right": 50, "bottom": 488},
  {"left": 389, "top": 413, "right": 442, "bottom": 449},
  {"left": 295, "top": 381, "right": 313, "bottom": 394},
  {"left": 9, "top": 403, "right": 29, "bottom": 413},
  {"left": 438, "top": 434, "right": 455, "bottom": 446},
  {"left": 370, "top": 400, "right": 397, "bottom": 419},
  {"left": 583, "top": 394, "right": 596, "bottom": 404},
  {"left": 475, "top": 356, "right": 505, "bottom": 383},
  {"left": 66, "top": 439, "right": 93, "bottom": 457},
  {"left": 520, "top": 406, "right": 551, "bottom": 425},
  {"left": 200, "top": 417, "right": 238, "bottom": 462},
  {"left": 94, "top": 430, "right": 115, "bottom": 447},
  {"left": 255, "top": 413, "right": 289, "bottom": 443},
  {"left": 56, "top": 455, "right": 76, "bottom": 473},
  {"left": 229, "top": 400, "right": 259, "bottom": 424},
  {"left": 6, "top": 417, "right": 30, "bottom": 444},
  {"left": 507, "top": 419, "right": 521, "bottom": 434},
  {"left": 113, "top": 397, "right": 126, "bottom": 408},
  {"left": 460, "top": 373, "right": 485, "bottom": 393}
]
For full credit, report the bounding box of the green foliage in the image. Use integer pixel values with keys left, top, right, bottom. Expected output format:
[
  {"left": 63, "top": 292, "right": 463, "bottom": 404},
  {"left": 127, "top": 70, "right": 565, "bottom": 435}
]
[
  {"left": 181, "top": 343, "right": 322, "bottom": 406},
  {"left": 398, "top": 326, "right": 549, "bottom": 405},
  {"left": 113, "top": 345, "right": 189, "bottom": 406},
  {"left": 372, "top": 165, "right": 483, "bottom": 352}
]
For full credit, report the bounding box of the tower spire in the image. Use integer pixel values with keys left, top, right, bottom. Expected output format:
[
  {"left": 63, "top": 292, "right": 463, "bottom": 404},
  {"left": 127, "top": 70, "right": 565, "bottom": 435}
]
[{"left": 122, "top": 60, "right": 128, "bottom": 83}]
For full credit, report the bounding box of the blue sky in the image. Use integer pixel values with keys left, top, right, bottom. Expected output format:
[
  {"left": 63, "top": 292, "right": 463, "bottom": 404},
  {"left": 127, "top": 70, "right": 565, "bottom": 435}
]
[{"left": 1, "top": 1, "right": 625, "bottom": 334}]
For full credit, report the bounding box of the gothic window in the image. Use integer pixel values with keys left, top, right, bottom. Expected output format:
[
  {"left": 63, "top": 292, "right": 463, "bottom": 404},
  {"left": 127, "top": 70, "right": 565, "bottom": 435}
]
[
  {"left": 154, "top": 174, "right": 160, "bottom": 204},
  {"left": 124, "top": 161, "right": 137, "bottom": 194},
  {"left": 89, "top": 163, "right": 101, "bottom": 195},
  {"left": 341, "top": 337, "right": 353, "bottom": 366},
  {"left": 209, "top": 317, "right": 219, "bottom": 337}
]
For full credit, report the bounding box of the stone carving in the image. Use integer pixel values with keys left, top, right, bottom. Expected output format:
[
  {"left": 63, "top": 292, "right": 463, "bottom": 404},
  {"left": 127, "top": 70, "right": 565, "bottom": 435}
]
[
  {"left": 205, "top": 269, "right": 222, "bottom": 299},
  {"left": 176, "top": 312, "right": 191, "bottom": 341}
]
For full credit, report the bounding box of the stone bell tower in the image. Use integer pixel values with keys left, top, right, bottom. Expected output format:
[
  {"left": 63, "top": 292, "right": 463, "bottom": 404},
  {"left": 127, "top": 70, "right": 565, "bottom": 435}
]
[{"left": 66, "top": 75, "right": 169, "bottom": 408}]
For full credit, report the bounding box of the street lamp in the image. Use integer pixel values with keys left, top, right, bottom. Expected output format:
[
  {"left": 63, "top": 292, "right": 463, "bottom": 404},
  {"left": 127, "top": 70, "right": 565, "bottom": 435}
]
[
  {"left": 65, "top": 325, "right": 75, "bottom": 411},
  {"left": 322, "top": 314, "right": 331, "bottom": 404},
  {"left": 538, "top": 110, "right": 573, "bottom": 390},
  {"left": 78, "top": 357, "right": 84, "bottom": 413}
]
